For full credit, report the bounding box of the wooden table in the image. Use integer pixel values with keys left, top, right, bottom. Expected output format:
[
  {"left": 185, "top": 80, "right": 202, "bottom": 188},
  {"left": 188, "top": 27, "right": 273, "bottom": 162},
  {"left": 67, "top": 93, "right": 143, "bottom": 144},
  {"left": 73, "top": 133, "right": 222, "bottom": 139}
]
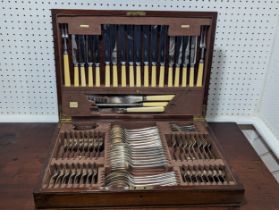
[{"left": 0, "top": 123, "right": 278, "bottom": 210}]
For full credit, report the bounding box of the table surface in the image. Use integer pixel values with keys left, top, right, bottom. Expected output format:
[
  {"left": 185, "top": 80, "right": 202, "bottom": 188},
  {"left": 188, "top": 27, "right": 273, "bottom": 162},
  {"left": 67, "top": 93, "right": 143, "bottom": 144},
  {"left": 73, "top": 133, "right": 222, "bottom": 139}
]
[{"left": 0, "top": 123, "right": 278, "bottom": 210}]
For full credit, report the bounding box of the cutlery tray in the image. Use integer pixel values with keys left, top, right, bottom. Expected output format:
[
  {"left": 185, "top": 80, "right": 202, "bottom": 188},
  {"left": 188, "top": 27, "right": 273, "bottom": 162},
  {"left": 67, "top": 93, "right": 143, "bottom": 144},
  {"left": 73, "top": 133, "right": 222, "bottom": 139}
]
[{"left": 33, "top": 10, "right": 244, "bottom": 209}]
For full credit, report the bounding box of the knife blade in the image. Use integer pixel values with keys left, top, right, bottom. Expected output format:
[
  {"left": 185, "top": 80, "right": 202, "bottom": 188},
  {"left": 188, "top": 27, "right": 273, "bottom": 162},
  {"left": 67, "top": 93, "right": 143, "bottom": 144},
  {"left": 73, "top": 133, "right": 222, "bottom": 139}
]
[
  {"left": 127, "top": 25, "right": 135, "bottom": 87},
  {"left": 87, "top": 35, "right": 93, "bottom": 87},
  {"left": 168, "top": 37, "right": 175, "bottom": 87},
  {"left": 134, "top": 25, "right": 142, "bottom": 87},
  {"left": 158, "top": 25, "right": 167, "bottom": 87},
  {"left": 103, "top": 25, "right": 111, "bottom": 87},
  {"left": 143, "top": 25, "right": 150, "bottom": 87},
  {"left": 174, "top": 36, "right": 182, "bottom": 87},
  {"left": 181, "top": 36, "right": 189, "bottom": 87},
  {"left": 197, "top": 26, "right": 207, "bottom": 87},
  {"left": 189, "top": 36, "right": 197, "bottom": 87},
  {"left": 71, "top": 34, "right": 79, "bottom": 87},
  {"left": 118, "top": 25, "right": 126, "bottom": 87},
  {"left": 110, "top": 25, "right": 118, "bottom": 87},
  {"left": 78, "top": 35, "right": 86, "bottom": 87},
  {"left": 150, "top": 25, "right": 158, "bottom": 87},
  {"left": 93, "top": 36, "right": 100, "bottom": 87}
]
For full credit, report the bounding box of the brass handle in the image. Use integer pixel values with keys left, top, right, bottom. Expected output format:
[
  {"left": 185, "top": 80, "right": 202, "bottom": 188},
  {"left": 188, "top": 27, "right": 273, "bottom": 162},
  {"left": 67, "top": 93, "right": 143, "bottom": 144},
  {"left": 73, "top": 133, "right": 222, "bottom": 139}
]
[
  {"left": 144, "top": 65, "right": 149, "bottom": 87},
  {"left": 112, "top": 64, "right": 118, "bottom": 87},
  {"left": 159, "top": 65, "right": 165, "bottom": 88},
  {"left": 129, "top": 65, "right": 135, "bottom": 87},
  {"left": 174, "top": 67, "right": 180, "bottom": 87},
  {"left": 95, "top": 66, "right": 100, "bottom": 87},
  {"left": 189, "top": 66, "right": 194, "bottom": 87},
  {"left": 105, "top": 64, "right": 110, "bottom": 87},
  {"left": 196, "top": 62, "right": 204, "bottom": 87},
  {"left": 121, "top": 64, "right": 126, "bottom": 87},
  {"left": 74, "top": 66, "right": 79, "bottom": 87},
  {"left": 80, "top": 65, "right": 86, "bottom": 87},
  {"left": 168, "top": 66, "right": 173, "bottom": 87},
  {"left": 181, "top": 67, "right": 187, "bottom": 87},
  {"left": 88, "top": 66, "right": 93, "bottom": 87},
  {"left": 63, "top": 54, "right": 71, "bottom": 86},
  {"left": 136, "top": 65, "right": 141, "bottom": 87}
]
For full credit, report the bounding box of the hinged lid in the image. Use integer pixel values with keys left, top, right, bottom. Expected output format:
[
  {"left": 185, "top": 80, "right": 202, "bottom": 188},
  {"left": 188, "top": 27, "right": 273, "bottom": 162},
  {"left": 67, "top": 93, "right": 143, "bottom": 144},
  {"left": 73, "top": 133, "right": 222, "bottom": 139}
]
[{"left": 52, "top": 10, "right": 217, "bottom": 121}]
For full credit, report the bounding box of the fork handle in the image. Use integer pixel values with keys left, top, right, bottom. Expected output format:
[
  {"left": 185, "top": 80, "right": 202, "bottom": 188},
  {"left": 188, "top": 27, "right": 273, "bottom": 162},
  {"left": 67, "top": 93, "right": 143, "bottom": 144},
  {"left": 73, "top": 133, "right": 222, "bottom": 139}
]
[
  {"left": 189, "top": 66, "right": 195, "bottom": 87},
  {"left": 196, "top": 62, "right": 204, "bottom": 87},
  {"left": 129, "top": 65, "right": 135, "bottom": 87},
  {"left": 136, "top": 65, "right": 141, "bottom": 87},
  {"left": 151, "top": 65, "right": 156, "bottom": 87},
  {"left": 95, "top": 66, "right": 100, "bottom": 87},
  {"left": 174, "top": 66, "right": 180, "bottom": 87},
  {"left": 63, "top": 53, "right": 71, "bottom": 86},
  {"left": 121, "top": 64, "right": 126, "bottom": 87},
  {"left": 168, "top": 66, "right": 173, "bottom": 87},
  {"left": 112, "top": 64, "right": 118, "bottom": 87},
  {"left": 159, "top": 65, "right": 165, "bottom": 87},
  {"left": 144, "top": 65, "right": 149, "bottom": 87},
  {"left": 88, "top": 65, "right": 93, "bottom": 87},
  {"left": 181, "top": 66, "right": 187, "bottom": 87},
  {"left": 80, "top": 65, "right": 86, "bottom": 87},
  {"left": 105, "top": 64, "right": 110, "bottom": 87},
  {"left": 74, "top": 65, "right": 79, "bottom": 87}
]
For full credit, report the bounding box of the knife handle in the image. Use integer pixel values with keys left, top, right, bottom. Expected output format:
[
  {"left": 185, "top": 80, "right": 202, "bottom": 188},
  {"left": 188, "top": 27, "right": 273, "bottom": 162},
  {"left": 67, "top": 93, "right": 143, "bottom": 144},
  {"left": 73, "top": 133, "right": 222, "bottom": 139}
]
[
  {"left": 88, "top": 66, "right": 93, "bottom": 87},
  {"left": 105, "top": 64, "right": 110, "bottom": 87},
  {"left": 125, "top": 106, "right": 165, "bottom": 113},
  {"left": 80, "top": 65, "right": 86, "bottom": 87},
  {"left": 151, "top": 65, "right": 157, "bottom": 87},
  {"left": 63, "top": 54, "right": 71, "bottom": 86},
  {"left": 189, "top": 66, "right": 194, "bottom": 87},
  {"left": 145, "top": 95, "right": 175, "bottom": 101},
  {"left": 196, "top": 62, "right": 204, "bottom": 87},
  {"left": 113, "top": 64, "right": 118, "bottom": 87},
  {"left": 142, "top": 102, "right": 168, "bottom": 107},
  {"left": 168, "top": 66, "right": 173, "bottom": 87},
  {"left": 129, "top": 65, "right": 135, "bottom": 87},
  {"left": 74, "top": 65, "right": 79, "bottom": 87},
  {"left": 121, "top": 64, "right": 126, "bottom": 87},
  {"left": 174, "top": 67, "right": 180, "bottom": 87},
  {"left": 136, "top": 65, "right": 141, "bottom": 87},
  {"left": 181, "top": 66, "right": 187, "bottom": 87},
  {"left": 144, "top": 65, "right": 149, "bottom": 87},
  {"left": 159, "top": 65, "right": 165, "bottom": 87},
  {"left": 95, "top": 66, "right": 100, "bottom": 87}
]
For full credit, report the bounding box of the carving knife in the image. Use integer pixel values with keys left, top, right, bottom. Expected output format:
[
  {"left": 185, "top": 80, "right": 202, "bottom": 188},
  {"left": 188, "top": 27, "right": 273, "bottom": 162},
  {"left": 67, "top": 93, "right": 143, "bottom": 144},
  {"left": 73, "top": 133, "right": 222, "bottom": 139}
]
[
  {"left": 134, "top": 25, "right": 142, "bottom": 87},
  {"left": 93, "top": 36, "right": 100, "bottom": 87},
  {"left": 143, "top": 25, "right": 150, "bottom": 87},
  {"left": 78, "top": 35, "right": 86, "bottom": 87},
  {"left": 174, "top": 37, "right": 183, "bottom": 87},
  {"left": 61, "top": 24, "right": 71, "bottom": 86},
  {"left": 111, "top": 25, "right": 118, "bottom": 87},
  {"left": 72, "top": 35, "right": 79, "bottom": 87},
  {"left": 158, "top": 25, "right": 167, "bottom": 87},
  {"left": 118, "top": 25, "right": 126, "bottom": 87},
  {"left": 189, "top": 36, "right": 198, "bottom": 87},
  {"left": 103, "top": 25, "right": 111, "bottom": 87},
  {"left": 127, "top": 25, "right": 135, "bottom": 87},
  {"left": 197, "top": 26, "right": 207, "bottom": 87},
  {"left": 182, "top": 36, "right": 190, "bottom": 87},
  {"left": 150, "top": 25, "right": 158, "bottom": 87},
  {"left": 87, "top": 35, "right": 93, "bottom": 87},
  {"left": 168, "top": 37, "right": 175, "bottom": 87}
]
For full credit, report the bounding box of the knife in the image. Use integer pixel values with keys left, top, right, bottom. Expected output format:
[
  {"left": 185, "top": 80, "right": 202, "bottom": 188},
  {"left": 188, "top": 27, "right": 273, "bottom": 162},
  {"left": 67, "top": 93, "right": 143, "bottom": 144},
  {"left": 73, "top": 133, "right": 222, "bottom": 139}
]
[
  {"left": 87, "top": 35, "right": 93, "bottom": 87},
  {"left": 103, "top": 25, "right": 111, "bottom": 87},
  {"left": 158, "top": 25, "right": 167, "bottom": 87},
  {"left": 134, "top": 25, "right": 142, "bottom": 87},
  {"left": 143, "top": 25, "right": 150, "bottom": 87},
  {"left": 189, "top": 36, "right": 198, "bottom": 87},
  {"left": 174, "top": 37, "right": 183, "bottom": 87},
  {"left": 72, "top": 35, "right": 79, "bottom": 87},
  {"left": 96, "top": 102, "right": 168, "bottom": 108},
  {"left": 93, "top": 36, "right": 100, "bottom": 87},
  {"left": 127, "top": 25, "right": 135, "bottom": 87},
  {"left": 182, "top": 36, "right": 190, "bottom": 87},
  {"left": 118, "top": 25, "right": 126, "bottom": 87},
  {"left": 150, "top": 25, "right": 158, "bottom": 87},
  {"left": 116, "top": 106, "right": 165, "bottom": 113},
  {"left": 111, "top": 25, "right": 118, "bottom": 87},
  {"left": 78, "top": 35, "right": 86, "bottom": 87},
  {"left": 197, "top": 26, "right": 207, "bottom": 87},
  {"left": 61, "top": 24, "right": 71, "bottom": 86},
  {"left": 168, "top": 37, "right": 175, "bottom": 87}
]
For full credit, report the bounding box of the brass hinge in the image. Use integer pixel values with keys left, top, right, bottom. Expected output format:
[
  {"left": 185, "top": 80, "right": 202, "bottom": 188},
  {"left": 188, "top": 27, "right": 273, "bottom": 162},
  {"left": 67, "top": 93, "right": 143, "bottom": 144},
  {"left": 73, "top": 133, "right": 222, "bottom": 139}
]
[{"left": 60, "top": 115, "right": 72, "bottom": 123}]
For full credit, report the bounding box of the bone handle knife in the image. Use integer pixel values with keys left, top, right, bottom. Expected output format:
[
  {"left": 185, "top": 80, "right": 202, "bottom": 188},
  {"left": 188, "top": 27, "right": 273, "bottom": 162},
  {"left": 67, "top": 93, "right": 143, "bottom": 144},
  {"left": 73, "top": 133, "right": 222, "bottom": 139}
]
[
  {"left": 80, "top": 65, "right": 86, "bottom": 87},
  {"left": 105, "top": 64, "right": 110, "bottom": 87},
  {"left": 145, "top": 95, "right": 174, "bottom": 101},
  {"left": 196, "top": 62, "right": 204, "bottom": 87},
  {"left": 151, "top": 65, "right": 157, "bottom": 87},
  {"left": 174, "top": 67, "right": 180, "bottom": 87},
  {"left": 121, "top": 64, "right": 126, "bottom": 87},
  {"left": 74, "top": 65, "right": 79, "bottom": 87},
  {"left": 189, "top": 66, "right": 194, "bottom": 87},
  {"left": 136, "top": 65, "right": 141, "bottom": 87},
  {"left": 142, "top": 102, "right": 168, "bottom": 107},
  {"left": 112, "top": 64, "right": 118, "bottom": 87},
  {"left": 168, "top": 67, "right": 173, "bottom": 87},
  {"left": 95, "top": 66, "right": 100, "bottom": 87},
  {"left": 129, "top": 65, "right": 135, "bottom": 87},
  {"left": 125, "top": 106, "right": 165, "bottom": 113},
  {"left": 144, "top": 65, "right": 149, "bottom": 87},
  {"left": 63, "top": 54, "right": 71, "bottom": 86},
  {"left": 181, "top": 66, "right": 187, "bottom": 87},
  {"left": 88, "top": 66, "right": 93, "bottom": 87},
  {"left": 159, "top": 65, "right": 165, "bottom": 87}
]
